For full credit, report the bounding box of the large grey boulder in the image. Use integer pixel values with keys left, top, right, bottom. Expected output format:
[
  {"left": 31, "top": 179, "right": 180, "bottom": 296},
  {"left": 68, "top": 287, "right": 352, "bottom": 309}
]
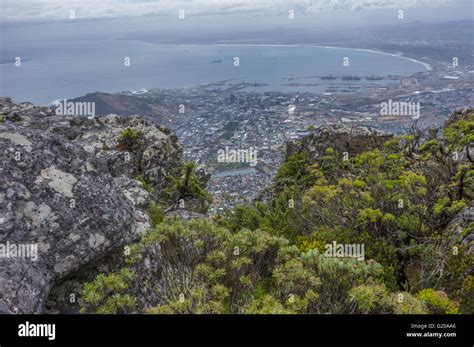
[{"left": 0, "top": 97, "right": 182, "bottom": 313}]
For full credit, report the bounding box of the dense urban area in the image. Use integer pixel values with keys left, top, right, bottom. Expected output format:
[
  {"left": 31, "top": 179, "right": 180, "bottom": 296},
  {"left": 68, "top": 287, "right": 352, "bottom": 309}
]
[{"left": 115, "top": 48, "right": 473, "bottom": 212}]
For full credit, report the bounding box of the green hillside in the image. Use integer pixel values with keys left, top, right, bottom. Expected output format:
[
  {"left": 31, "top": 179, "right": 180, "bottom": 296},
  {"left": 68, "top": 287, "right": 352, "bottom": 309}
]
[{"left": 80, "top": 110, "right": 473, "bottom": 314}]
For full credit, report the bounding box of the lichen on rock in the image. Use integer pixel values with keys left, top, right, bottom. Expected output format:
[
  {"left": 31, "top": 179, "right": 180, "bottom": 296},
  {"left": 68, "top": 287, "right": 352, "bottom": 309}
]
[{"left": 0, "top": 97, "right": 185, "bottom": 313}]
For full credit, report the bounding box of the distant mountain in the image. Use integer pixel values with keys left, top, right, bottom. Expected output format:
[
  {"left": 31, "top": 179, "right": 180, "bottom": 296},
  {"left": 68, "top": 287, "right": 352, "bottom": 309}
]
[{"left": 70, "top": 92, "right": 165, "bottom": 119}]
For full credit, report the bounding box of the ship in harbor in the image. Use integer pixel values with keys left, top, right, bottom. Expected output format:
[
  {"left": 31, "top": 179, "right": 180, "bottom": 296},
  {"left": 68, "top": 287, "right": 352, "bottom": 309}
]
[
  {"left": 211, "top": 59, "right": 223, "bottom": 63},
  {"left": 342, "top": 75, "right": 361, "bottom": 81},
  {"left": 366, "top": 75, "right": 384, "bottom": 80},
  {"left": 321, "top": 75, "right": 338, "bottom": 80}
]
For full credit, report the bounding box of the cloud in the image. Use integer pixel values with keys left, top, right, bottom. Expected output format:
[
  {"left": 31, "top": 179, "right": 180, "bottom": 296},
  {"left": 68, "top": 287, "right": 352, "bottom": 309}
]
[{"left": 1, "top": 0, "right": 455, "bottom": 23}]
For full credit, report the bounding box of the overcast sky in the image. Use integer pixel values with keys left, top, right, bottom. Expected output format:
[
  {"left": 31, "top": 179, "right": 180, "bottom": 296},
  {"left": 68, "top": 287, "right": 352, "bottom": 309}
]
[{"left": 2, "top": 0, "right": 469, "bottom": 23}]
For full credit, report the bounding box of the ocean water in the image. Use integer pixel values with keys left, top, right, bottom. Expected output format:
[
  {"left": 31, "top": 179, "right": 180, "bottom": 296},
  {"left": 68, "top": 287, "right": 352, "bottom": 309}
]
[{"left": 0, "top": 39, "right": 428, "bottom": 105}]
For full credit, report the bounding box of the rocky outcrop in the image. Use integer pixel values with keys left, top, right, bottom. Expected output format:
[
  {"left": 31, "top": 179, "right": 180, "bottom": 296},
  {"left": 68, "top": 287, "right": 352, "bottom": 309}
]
[
  {"left": 256, "top": 124, "right": 393, "bottom": 203},
  {"left": 0, "top": 97, "right": 182, "bottom": 313},
  {"left": 448, "top": 203, "right": 474, "bottom": 255},
  {"left": 444, "top": 106, "right": 473, "bottom": 128},
  {"left": 285, "top": 123, "right": 393, "bottom": 162}
]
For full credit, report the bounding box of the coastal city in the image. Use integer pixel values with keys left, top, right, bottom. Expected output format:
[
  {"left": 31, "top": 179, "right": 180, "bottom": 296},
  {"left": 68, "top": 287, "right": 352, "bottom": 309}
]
[{"left": 119, "top": 53, "right": 473, "bottom": 213}]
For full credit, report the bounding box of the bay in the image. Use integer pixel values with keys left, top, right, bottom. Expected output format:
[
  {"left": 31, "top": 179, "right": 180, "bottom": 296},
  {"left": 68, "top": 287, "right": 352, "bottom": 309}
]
[{"left": 0, "top": 39, "right": 428, "bottom": 104}]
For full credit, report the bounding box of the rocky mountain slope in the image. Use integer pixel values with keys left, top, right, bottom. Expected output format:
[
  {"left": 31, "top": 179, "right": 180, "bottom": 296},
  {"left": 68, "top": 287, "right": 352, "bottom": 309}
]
[
  {"left": 0, "top": 97, "right": 182, "bottom": 313},
  {"left": 77, "top": 107, "right": 473, "bottom": 315},
  {"left": 285, "top": 123, "right": 393, "bottom": 162}
]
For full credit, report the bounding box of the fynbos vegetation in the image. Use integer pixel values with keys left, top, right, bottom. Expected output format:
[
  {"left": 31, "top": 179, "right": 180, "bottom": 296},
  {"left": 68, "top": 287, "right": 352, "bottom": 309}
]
[{"left": 80, "top": 110, "right": 473, "bottom": 315}]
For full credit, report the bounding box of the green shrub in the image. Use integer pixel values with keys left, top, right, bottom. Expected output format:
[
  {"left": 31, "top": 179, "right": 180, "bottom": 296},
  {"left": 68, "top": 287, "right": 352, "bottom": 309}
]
[
  {"left": 349, "top": 284, "right": 392, "bottom": 314},
  {"left": 417, "top": 289, "right": 459, "bottom": 314},
  {"left": 81, "top": 268, "right": 136, "bottom": 314},
  {"left": 147, "top": 202, "right": 164, "bottom": 226},
  {"left": 117, "top": 127, "right": 143, "bottom": 151},
  {"left": 136, "top": 175, "right": 154, "bottom": 193},
  {"left": 390, "top": 292, "right": 428, "bottom": 314},
  {"left": 165, "top": 162, "right": 212, "bottom": 211},
  {"left": 244, "top": 294, "right": 295, "bottom": 314}
]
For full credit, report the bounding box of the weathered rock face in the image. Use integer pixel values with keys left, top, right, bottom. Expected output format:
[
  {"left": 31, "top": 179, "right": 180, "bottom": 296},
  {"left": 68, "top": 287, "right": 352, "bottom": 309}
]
[
  {"left": 0, "top": 97, "right": 182, "bottom": 313},
  {"left": 448, "top": 203, "right": 474, "bottom": 255},
  {"left": 444, "top": 106, "right": 472, "bottom": 128},
  {"left": 285, "top": 124, "right": 393, "bottom": 162}
]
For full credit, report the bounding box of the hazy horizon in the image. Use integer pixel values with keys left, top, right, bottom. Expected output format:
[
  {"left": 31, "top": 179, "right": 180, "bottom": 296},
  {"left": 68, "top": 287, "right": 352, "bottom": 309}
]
[{"left": 1, "top": 0, "right": 472, "bottom": 29}]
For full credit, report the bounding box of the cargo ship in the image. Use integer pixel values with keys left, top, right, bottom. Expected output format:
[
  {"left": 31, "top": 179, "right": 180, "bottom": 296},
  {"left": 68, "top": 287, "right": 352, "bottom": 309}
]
[
  {"left": 366, "top": 75, "right": 383, "bottom": 80},
  {"left": 212, "top": 60, "right": 223, "bottom": 63},
  {"left": 342, "top": 75, "right": 361, "bottom": 81},
  {"left": 321, "top": 75, "right": 338, "bottom": 80}
]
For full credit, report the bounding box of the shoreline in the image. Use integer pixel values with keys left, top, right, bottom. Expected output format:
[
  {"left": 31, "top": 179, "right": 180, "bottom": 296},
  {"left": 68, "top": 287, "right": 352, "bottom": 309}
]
[
  {"left": 211, "top": 43, "right": 433, "bottom": 72},
  {"left": 133, "top": 40, "right": 432, "bottom": 72}
]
